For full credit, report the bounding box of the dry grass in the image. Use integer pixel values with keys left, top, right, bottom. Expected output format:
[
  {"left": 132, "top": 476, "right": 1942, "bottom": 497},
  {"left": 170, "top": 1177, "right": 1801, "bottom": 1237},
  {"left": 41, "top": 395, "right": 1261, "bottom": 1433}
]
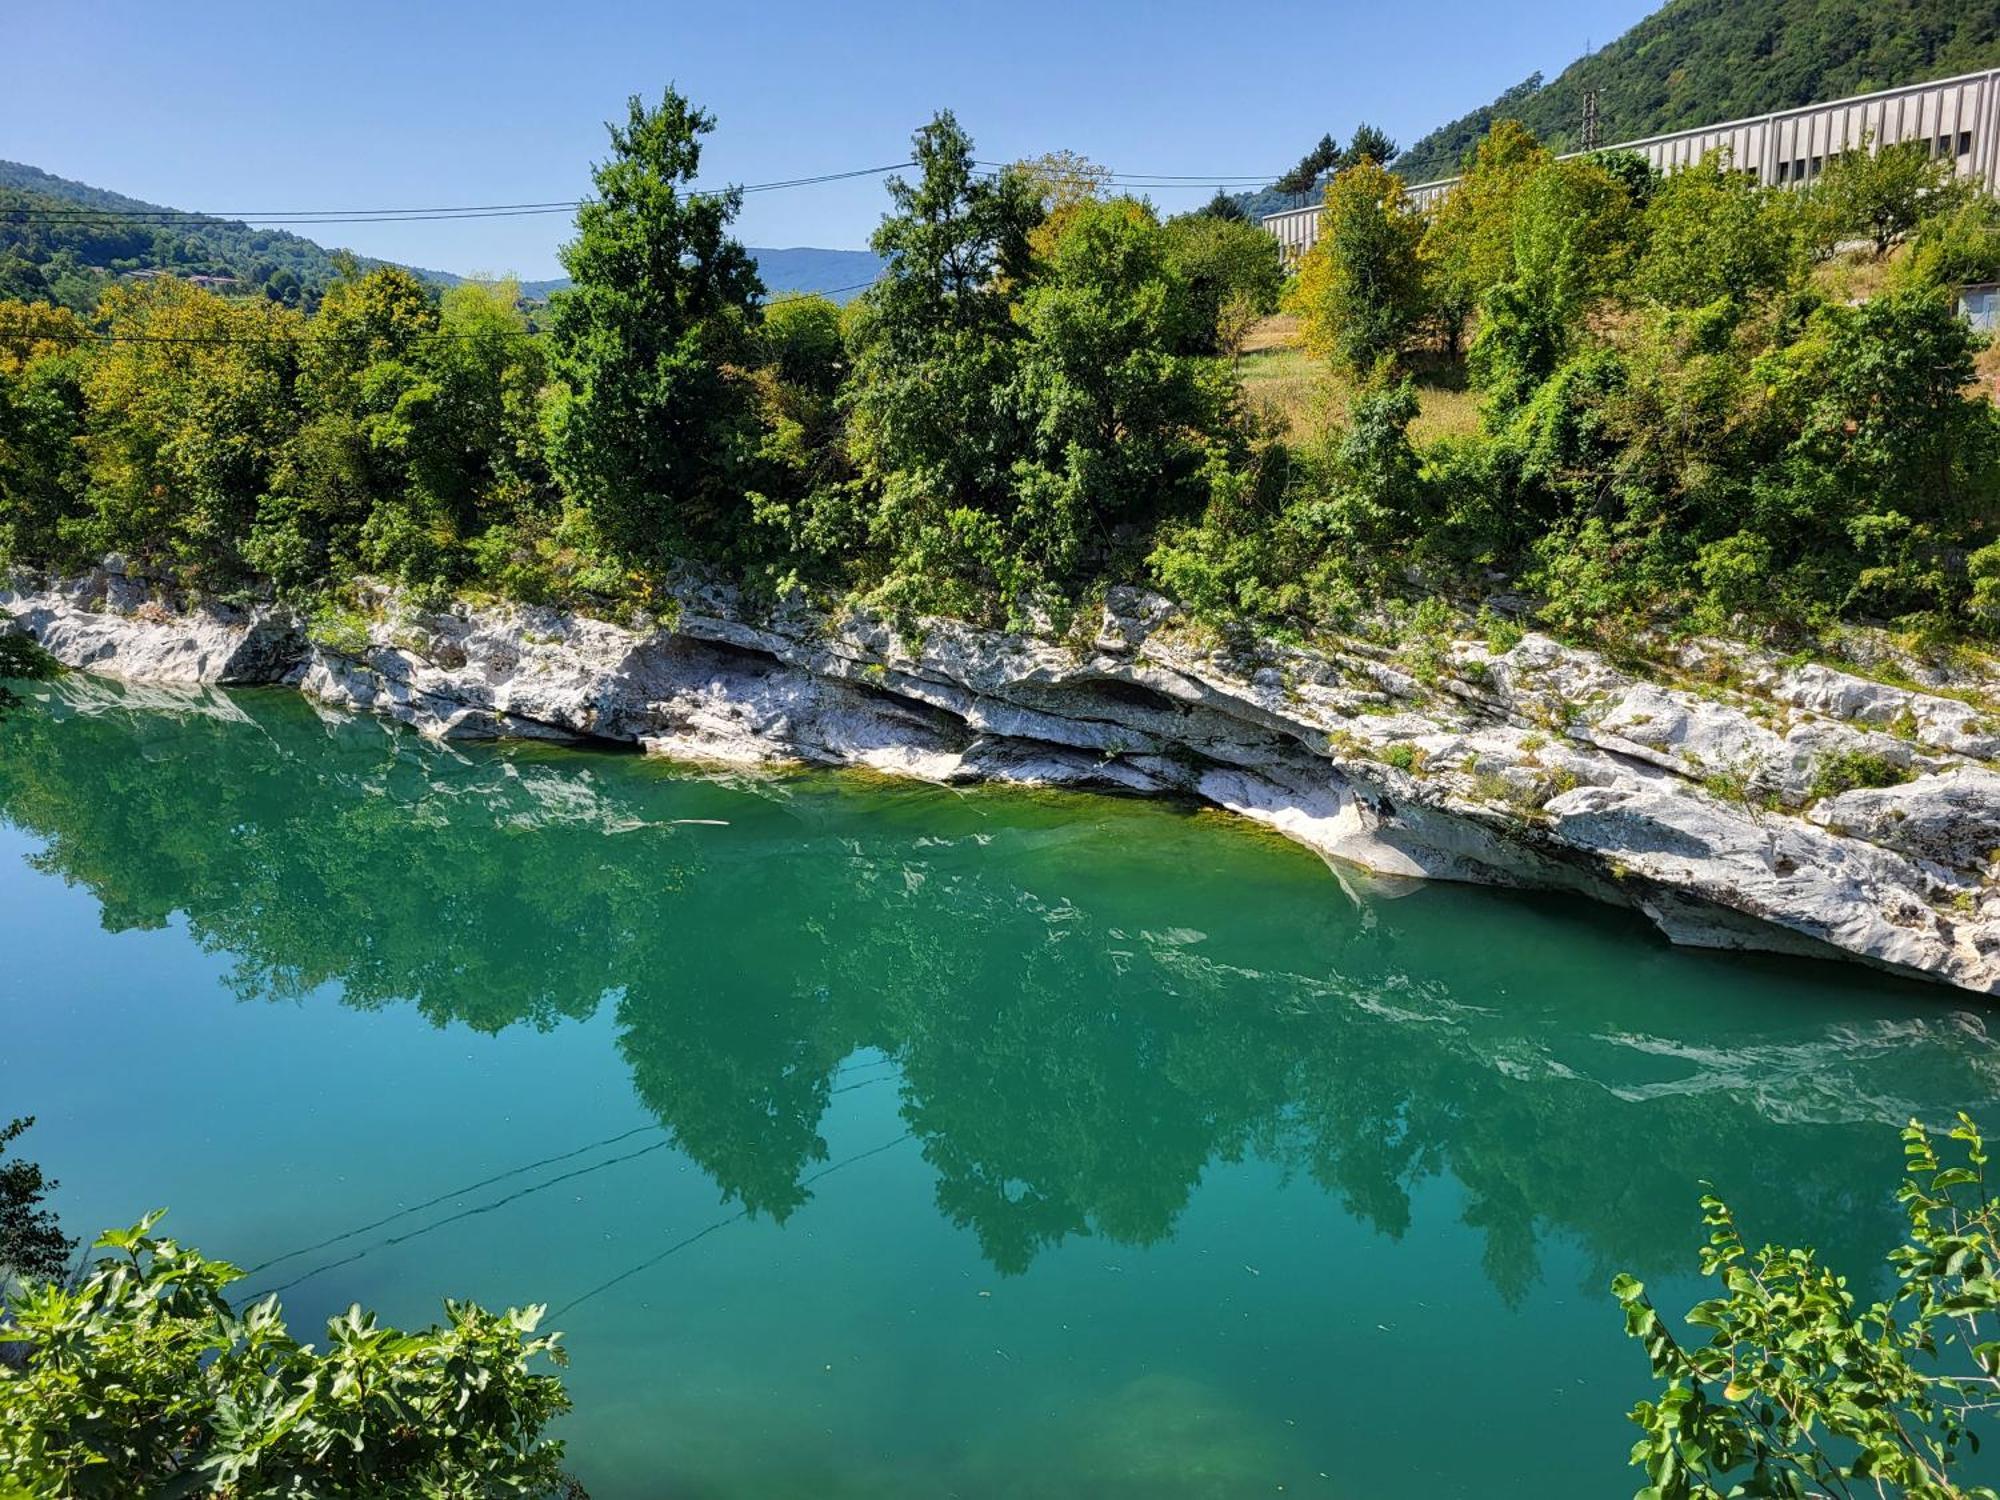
[
  {"left": 1239, "top": 313, "right": 1301, "bottom": 355},
  {"left": 1811, "top": 245, "right": 1906, "bottom": 305},
  {"left": 1233, "top": 319, "right": 1482, "bottom": 446}
]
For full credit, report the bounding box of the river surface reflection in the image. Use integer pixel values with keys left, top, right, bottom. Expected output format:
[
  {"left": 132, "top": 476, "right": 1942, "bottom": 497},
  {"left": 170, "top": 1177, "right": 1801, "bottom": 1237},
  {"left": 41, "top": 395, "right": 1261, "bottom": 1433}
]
[{"left": 3, "top": 679, "right": 1993, "bottom": 1497}]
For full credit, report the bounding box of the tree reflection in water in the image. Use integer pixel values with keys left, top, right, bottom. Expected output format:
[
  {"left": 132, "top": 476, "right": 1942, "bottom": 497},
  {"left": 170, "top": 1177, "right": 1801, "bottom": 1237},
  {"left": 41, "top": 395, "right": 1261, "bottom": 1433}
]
[{"left": 4, "top": 677, "right": 1993, "bottom": 1307}]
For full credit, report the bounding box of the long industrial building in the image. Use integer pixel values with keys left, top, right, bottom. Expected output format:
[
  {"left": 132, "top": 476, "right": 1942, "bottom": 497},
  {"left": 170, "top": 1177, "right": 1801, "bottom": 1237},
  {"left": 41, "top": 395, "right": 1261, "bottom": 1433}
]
[{"left": 1263, "top": 66, "right": 2000, "bottom": 259}]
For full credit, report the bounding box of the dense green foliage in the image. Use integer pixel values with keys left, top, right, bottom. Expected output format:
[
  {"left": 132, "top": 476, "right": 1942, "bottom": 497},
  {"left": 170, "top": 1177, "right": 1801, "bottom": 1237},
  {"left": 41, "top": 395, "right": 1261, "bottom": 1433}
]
[
  {"left": 544, "top": 90, "right": 764, "bottom": 570},
  {"left": 1185, "top": 124, "right": 2000, "bottom": 645},
  {"left": 1617, "top": 1116, "right": 2000, "bottom": 1499},
  {"left": 0, "top": 1118, "right": 71, "bottom": 1289},
  {"left": 0, "top": 1213, "right": 572, "bottom": 1497},
  {"left": 1, "top": 95, "right": 1996, "bottom": 648},
  {"left": 1396, "top": 0, "right": 2000, "bottom": 182}
]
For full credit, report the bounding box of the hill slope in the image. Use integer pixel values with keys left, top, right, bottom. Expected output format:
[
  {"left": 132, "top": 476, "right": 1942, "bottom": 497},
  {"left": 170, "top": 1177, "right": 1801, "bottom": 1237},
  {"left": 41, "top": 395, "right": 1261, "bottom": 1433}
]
[
  {"left": 0, "top": 159, "right": 461, "bottom": 294},
  {"left": 0, "top": 160, "right": 881, "bottom": 306},
  {"left": 1395, "top": 0, "right": 2000, "bottom": 183}
]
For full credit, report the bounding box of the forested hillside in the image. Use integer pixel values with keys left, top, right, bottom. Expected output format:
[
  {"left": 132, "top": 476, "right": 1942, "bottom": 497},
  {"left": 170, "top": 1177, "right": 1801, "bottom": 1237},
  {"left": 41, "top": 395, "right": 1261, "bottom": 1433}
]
[
  {"left": 0, "top": 160, "right": 882, "bottom": 309},
  {"left": 1394, "top": 0, "right": 2000, "bottom": 183},
  {"left": 0, "top": 160, "right": 458, "bottom": 309}
]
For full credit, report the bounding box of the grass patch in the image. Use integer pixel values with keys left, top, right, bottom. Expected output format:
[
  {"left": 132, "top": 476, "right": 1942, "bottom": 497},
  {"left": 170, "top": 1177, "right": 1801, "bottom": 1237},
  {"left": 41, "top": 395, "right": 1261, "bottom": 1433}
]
[
  {"left": 1236, "top": 336, "right": 1482, "bottom": 446},
  {"left": 1808, "top": 747, "right": 1914, "bottom": 801}
]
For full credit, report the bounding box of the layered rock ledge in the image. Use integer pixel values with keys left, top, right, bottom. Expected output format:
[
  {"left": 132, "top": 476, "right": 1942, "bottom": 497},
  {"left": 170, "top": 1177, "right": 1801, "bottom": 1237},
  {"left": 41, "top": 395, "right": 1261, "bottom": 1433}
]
[{"left": 7, "top": 564, "right": 2000, "bottom": 994}]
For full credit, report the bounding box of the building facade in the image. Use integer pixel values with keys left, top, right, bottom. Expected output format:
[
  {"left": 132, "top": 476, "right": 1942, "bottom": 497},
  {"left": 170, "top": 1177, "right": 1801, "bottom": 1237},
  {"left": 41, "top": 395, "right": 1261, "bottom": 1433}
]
[{"left": 1263, "top": 67, "right": 2000, "bottom": 259}]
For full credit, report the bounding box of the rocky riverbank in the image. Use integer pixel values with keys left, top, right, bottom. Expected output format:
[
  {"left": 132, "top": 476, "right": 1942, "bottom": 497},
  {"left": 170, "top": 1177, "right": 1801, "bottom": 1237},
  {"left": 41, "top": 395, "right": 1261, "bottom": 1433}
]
[{"left": 6, "top": 563, "right": 2000, "bottom": 994}]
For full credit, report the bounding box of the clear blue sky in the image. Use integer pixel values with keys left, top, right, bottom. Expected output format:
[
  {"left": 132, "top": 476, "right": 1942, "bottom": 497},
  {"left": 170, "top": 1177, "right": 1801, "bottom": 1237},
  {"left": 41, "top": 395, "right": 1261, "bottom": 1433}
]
[{"left": 6, "top": 0, "right": 1656, "bottom": 279}]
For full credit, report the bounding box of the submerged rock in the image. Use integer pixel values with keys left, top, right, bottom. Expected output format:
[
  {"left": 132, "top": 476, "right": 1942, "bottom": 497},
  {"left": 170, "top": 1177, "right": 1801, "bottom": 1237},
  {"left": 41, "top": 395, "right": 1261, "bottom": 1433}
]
[{"left": 7, "top": 563, "right": 1999, "bottom": 994}]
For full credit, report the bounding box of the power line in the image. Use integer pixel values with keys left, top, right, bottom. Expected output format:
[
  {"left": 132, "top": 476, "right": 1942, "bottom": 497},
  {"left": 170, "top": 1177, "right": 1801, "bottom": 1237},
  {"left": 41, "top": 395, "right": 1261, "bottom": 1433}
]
[
  {"left": 0, "top": 163, "right": 919, "bottom": 229},
  {"left": 0, "top": 159, "right": 1296, "bottom": 235}
]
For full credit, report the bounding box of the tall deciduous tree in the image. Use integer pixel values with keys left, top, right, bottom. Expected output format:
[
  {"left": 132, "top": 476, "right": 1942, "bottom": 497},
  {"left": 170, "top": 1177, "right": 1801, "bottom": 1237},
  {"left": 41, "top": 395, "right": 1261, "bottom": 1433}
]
[
  {"left": 0, "top": 301, "right": 89, "bottom": 572},
  {"left": 1161, "top": 211, "right": 1285, "bottom": 354},
  {"left": 1469, "top": 157, "right": 1641, "bottom": 414},
  {"left": 544, "top": 88, "right": 764, "bottom": 567},
  {"left": 1285, "top": 161, "right": 1427, "bottom": 379},
  {"left": 1420, "top": 120, "right": 1552, "bottom": 354},
  {"left": 1004, "top": 197, "right": 1236, "bottom": 582},
  {"left": 82, "top": 279, "right": 302, "bottom": 588},
  {"left": 1813, "top": 133, "right": 1971, "bottom": 256},
  {"left": 845, "top": 111, "right": 1043, "bottom": 612}
]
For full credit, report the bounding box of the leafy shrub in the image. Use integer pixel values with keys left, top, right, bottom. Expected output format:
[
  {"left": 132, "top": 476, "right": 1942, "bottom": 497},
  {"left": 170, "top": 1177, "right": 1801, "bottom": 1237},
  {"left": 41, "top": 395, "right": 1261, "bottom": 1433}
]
[
  {"left": 1616, "top": 1116, "right": 2000, "bottom": 1500},
  {"left": 1896, "top": 195, "right": 2000, "bottom": 292},
  {"left": 0, "top": 630, "right": 60, "bottom": 720},
  {"left": 1808, "top": 746, "right": 1913, "bottom": 801},
  {"left": 0, "top": 1118, "right": 71, "bottom": 1288},
  {"left": 0, "top": 1213, "right": 574, "bottom": 1498}
]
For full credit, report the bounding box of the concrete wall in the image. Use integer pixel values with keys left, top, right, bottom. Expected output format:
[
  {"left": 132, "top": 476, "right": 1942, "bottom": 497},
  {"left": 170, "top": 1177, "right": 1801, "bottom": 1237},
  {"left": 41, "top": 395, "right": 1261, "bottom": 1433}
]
[{"left": 1264, "top": 67, "right": 2000, "bottom": 259}]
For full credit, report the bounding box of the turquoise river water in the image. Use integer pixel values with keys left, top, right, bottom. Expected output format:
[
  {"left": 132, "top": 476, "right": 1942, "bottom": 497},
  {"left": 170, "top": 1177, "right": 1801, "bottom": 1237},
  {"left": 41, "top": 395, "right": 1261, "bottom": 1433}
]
[{"left": 3, "top": 677, "right": 1997, "bottom": 1498}]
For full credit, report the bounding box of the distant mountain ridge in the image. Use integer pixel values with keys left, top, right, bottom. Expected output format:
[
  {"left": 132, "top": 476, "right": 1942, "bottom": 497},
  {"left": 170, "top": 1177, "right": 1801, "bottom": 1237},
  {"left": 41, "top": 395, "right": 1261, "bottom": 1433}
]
[
  {"left": 1392, "top": 0, "right": 2000, "bottom": 183},
  {"left": 0, "top": 159, "right": 881, "bottom": 305},
  {"left": 518, "top": 246, "right": 885, "bottom": 304}
]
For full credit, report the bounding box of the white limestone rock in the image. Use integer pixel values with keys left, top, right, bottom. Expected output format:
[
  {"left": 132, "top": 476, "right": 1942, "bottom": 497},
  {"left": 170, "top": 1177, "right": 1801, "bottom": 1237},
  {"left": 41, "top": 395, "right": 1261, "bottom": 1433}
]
[
  {"left": 1, "top": 571, "right": 301, "bottom": 685},
  {"left": 1808, "top": 767, "right": 2000, "bottom": 874}
]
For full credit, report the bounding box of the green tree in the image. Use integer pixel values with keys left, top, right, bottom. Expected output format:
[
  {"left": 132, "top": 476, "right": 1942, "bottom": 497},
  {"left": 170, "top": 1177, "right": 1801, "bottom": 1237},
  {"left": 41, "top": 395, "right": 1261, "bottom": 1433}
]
[
  {"left": 1636, "top": 152, "right": 1803, "bottom": 310},
  {"left": 745, "top": 293, "right": 861, "bottom": 578},
  {"left": 0, "top": 1118, "right": 71, "bottom": 1287},
  {"left": 845, "top": 110, "right": 1043, "bottom": 615},
  {"left": 1616, "top": 1116, "right": 2000, "bottom": 1500},
  {"left": 1338, "top": 123, "right": 1399, "bottom": 172},
  {"left": 81, "top": 279, "right": 302, "bottom": 589},
  {"left": 1753, "top": 287, "right": 2000, "bottom": 628},
  {"left": 257, "top": 265, "right": 446, "bottom": 595},
  {"left": 1003, "top": 197, "right": 1238, "bottom": 585},
  {"left": 1197, "top": 189, "right": 1249, "bottom": 223},
  {"left": 1470, "top": 157, "right": 1641, "bottom": 415},
  {"left": 1419, "top": 120, "right": 1553, "bottom": 354},
  {"left": 1814, "top": 134, "right": 1972, "bottom": 257},
  {"left": 544, "top": 88, "right": 764, "bottom": 569},
  {"left": 1160, "top": 211, "right": 1285, "bottom": 353},
  {"left": 428, "top": 279, "right": 559, "bottom": 584},
  {"left": 1285, "top": 160, "right": 1427, "bottom": 379},
  {"left": 1273, "top": 133, "right": 1340, "bottom": 201},
  {"left": 0, "top": 1213, "right": 573, "bottom": 1497},
  {"left": 0, "top": 301, "right": 90, "bottom": 572}
]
